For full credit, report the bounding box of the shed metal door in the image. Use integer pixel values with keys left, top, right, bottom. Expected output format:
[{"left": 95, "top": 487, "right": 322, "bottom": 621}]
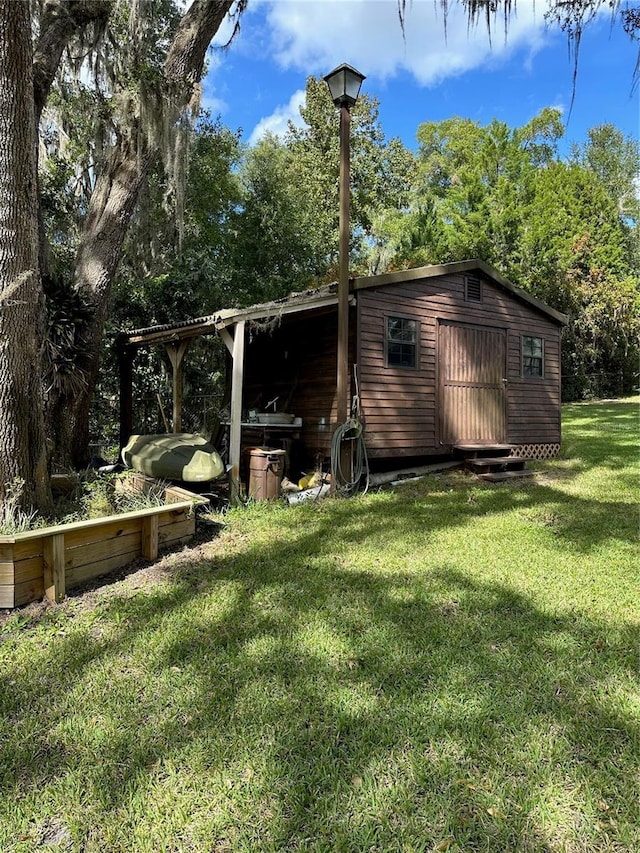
[{"left": 439, "top": 321, "right": 507, "bottom": 444}]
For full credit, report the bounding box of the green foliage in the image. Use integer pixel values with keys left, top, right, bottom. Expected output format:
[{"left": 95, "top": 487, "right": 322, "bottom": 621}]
[
  {"left": 113, "top": 116, "right": 242, "bottom": 321},
  {"left": 283, "top": 76, "right": 416, "bottom": 279},
  {"left": 79, "top": 472, "right": 168, "bottom": 520},
  {"left": 571, "top": 124, "right": 640, "bottom": 268},
  {"left": 412, "top": 110, "right": 563, "bottom": 271},
  {"left": 88, "top": 117, "right": 241, "bottom": 444},
  {"left": 377, "top": 109, "right": 639, "bottom": 400},
  {"left": 517, "top": 160, "right": 638, "bottom": 399},
  {"left": 43, "top": 275, "right": 93, "bottom": 397},
  {"left": 228, "top": 132, "right": 330, "bottom": 305},
  {"left": 4, "top": 472, "right": 174, "bottom": 530}
]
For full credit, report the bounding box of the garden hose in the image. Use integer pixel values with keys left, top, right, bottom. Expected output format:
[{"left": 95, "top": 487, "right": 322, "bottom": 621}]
[{"left": 330, "top": 366, "right": 370, "bottom": 497}]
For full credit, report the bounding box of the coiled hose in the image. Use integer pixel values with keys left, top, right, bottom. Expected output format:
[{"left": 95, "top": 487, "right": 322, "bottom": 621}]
[{"left": 330, "top": 417, "right": 370, "bottom": 497}]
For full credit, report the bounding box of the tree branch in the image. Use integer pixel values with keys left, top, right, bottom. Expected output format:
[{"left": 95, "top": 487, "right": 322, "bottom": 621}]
[
  {"left": 165, "top": 0, "right": 236, "bottom": 87},
  {"left": 33, "top": 0, "right": 112, "bottom": 125}
]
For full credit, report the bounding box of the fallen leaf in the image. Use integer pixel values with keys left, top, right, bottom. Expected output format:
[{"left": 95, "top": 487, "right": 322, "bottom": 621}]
[
  {"left": 435, "top": 838, "right": 455, "bottom": 852},
  {"left": 487, "top": 807, "right": 506, "bottom": 819}
]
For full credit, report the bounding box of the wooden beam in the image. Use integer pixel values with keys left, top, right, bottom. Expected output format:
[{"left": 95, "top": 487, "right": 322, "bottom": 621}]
[
  {"left": 43, "top": 533, "right": 65, "bottom": 603},
  {"left": 166, "top": 339, "right": 190, "bottom": 433},
  {"left": 125, "top": 318, "right": 220, "bottom": 346},
  {"left": 218, "top": 326, "right": 234, "bottom": 355},
  {"left": 215, "top": 293, "right": 341, "bottom": 327},
  {"left": 229, "top": 320, "right": 246, "bottom": 504}
]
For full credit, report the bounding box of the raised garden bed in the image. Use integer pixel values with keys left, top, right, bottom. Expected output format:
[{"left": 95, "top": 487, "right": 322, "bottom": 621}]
[{"left": 0, "top": 479, "right": 207, "bottom": 608}]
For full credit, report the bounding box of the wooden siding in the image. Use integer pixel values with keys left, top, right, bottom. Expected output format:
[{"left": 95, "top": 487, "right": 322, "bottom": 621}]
[
  {"left": 358, "top": 286, "right": 436, "bottom": 457},
  {"left": 357, "top": 272, "right": 561, "bottom": 457}
]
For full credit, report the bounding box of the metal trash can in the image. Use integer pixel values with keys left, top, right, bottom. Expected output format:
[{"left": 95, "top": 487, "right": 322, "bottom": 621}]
[{"left": 246, "top": 448, "right": 286, "bottom": 500}]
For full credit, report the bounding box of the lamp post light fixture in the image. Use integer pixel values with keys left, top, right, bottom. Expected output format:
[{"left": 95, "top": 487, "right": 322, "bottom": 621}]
[
  {"left": 324, "top": 62, "right": 366, "bottom": 109},
  {"left": 323, "top": 63, "right": 366, "bottom": 429}
]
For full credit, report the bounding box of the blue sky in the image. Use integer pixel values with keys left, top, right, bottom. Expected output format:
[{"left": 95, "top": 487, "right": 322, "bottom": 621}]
[{"left": 203, "top": 0, "right": 639, "bottom": 156}]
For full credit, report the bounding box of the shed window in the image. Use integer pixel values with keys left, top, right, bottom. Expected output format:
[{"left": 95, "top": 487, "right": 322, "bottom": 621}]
[
  {"left": 386, "top": 316, "right": 418, "bottom": 368},
  {"left": 465, "top": 275, "right": 482, "bottom": 302},
  {"left": 522, "top": 335, "right": 544, "bottom": 377}
]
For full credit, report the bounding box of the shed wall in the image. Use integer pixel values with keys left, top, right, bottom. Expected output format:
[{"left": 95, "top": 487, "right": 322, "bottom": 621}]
[{"left": 357, "top": 272, "right": 561, "bottom": 457}]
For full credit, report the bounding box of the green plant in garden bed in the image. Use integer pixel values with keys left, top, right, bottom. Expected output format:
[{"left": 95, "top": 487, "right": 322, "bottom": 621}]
[
  {"left": 0, "top": 471, "right": 172, "bottom": 534},
  {"left": 80, "top": 470, "right": 168, "bottom": 519},
  {"left": 0, "top": 480, "right": 39, "bottom": 534},
  {"left": 0, "top": 398, "right": 637, "bottom": 852}
]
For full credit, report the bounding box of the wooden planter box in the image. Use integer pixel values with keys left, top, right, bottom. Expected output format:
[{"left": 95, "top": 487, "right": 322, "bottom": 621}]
[{"left": 0, "top": 481, "right": 206, "bottom": 609}]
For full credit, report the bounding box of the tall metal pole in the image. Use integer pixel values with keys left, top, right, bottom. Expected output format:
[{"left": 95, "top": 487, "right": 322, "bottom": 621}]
[{"left": 336, "top": 104, "right": 351, "bottom": 426}]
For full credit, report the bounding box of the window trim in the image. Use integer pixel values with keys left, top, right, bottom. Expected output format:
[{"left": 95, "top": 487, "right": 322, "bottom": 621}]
[
  {"left": 521, "top": 334, "right": 545, "bottom": 379},
  {"left": 385, "top": 313, "right": 420, "bottom": 370}
]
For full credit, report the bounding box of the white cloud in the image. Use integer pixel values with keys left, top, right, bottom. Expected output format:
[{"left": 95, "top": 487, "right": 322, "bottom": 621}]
[
  {"left": 200, "top": 91, "right": 228, "bottom": 117},
  {"left": 261, "top": 0, "right": 553, "bottom": 85},
  {"left": 248, "top": 88, "right": 307, "bottom": 145},
  {"left": 241, "top": 0, "right": 555, "bottom": 145},
  {"left": 212, "top": 0, "right": 613, "bottom": 148}
]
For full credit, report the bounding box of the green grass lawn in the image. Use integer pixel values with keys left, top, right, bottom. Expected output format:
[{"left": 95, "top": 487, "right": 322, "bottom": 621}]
[{"left": 1, "top": 398, "right": 638, "bottom": 852}]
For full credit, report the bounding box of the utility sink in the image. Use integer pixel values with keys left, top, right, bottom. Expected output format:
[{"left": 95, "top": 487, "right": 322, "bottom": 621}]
[{"left": 256, "top": 413, "right": 295, "bottom": 425}]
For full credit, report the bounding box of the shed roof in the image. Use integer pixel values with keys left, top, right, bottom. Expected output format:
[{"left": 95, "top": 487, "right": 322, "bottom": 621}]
[
  {"left": 118, "top": 259, "right": 567, "bottom": 348},
  {"left": 352, "top": 259, "right": 568, "bottom": 325}
]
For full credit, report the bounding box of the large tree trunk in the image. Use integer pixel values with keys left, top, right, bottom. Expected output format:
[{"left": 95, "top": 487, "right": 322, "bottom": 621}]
[
  {"left": 0, "top": 4, "right": 51, "bottom": 513},
  {"left": 43, "top": 0, "right": 236, "bottom": 468},
  {"left": 56, "top": 142, "right": 152, "bottom": 466}
]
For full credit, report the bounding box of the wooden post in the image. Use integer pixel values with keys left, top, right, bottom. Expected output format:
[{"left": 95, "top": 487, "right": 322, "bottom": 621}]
[
  {"left": 43, "top": 533, "right": 65, "bottom": 603},
  {"left": 118, "top": 341, "right": 135, "bottom": 451},
  {"left": 141, "top": 515, "right": 159, "bottom": 561},
  {"left": 229, "top": 320, "right": 246, "bottom": 505},
  {"left": 336, "top": 105, "right": 353, "bottom": 486},
  {"left": 337, "top": 104, "right": 351, "bottom": 427},
  {"left": 166, "top": 339, "right": 190, "bottom": 433}
]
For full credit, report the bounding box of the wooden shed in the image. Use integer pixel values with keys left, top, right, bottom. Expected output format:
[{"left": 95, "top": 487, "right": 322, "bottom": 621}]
[{"left": 118, "top": 259, "right": 567, "bottom": 492}]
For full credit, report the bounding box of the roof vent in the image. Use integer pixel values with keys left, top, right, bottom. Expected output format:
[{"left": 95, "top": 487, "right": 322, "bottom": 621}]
[{"left": 465, "top": 275, "right": 482, "bottom": 302}]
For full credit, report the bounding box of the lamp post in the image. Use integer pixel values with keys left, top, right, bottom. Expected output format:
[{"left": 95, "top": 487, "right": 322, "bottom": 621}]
[{"left": 323, "top": 63, "right": 365, "bottom": 427}]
